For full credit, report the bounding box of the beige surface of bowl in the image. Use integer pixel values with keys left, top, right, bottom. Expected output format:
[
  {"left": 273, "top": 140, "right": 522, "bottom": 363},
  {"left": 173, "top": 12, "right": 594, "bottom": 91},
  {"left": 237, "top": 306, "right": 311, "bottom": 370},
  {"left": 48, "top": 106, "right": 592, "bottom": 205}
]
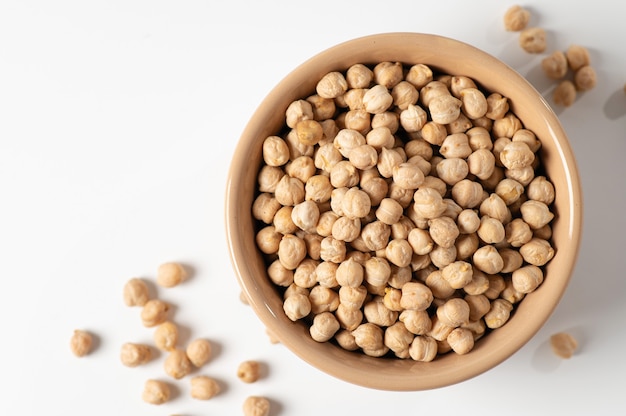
[{"left": 225, "top": 33, "right": 582, "bottom": 391}]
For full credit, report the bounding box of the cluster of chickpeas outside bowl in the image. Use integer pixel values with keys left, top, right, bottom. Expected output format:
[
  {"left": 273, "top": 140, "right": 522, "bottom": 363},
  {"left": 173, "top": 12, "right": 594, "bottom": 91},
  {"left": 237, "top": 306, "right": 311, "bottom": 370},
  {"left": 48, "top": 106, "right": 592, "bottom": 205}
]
[{"left": 225, "top": 33, "right": 582, "bottom": 391}]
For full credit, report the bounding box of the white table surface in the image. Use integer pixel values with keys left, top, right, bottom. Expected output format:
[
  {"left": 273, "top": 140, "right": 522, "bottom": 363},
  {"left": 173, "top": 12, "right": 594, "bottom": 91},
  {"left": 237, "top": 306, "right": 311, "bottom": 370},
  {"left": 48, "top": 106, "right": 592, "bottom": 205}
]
[{"left": 2, "top": 1, "right": 624, "bottom": 415}]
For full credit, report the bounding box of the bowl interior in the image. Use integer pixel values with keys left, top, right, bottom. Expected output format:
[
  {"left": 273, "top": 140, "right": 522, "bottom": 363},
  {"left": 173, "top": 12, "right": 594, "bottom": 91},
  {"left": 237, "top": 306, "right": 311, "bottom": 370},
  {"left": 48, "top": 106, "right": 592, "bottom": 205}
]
[{"left": 225, "top": 33, "right": 582, "bottom": 391}]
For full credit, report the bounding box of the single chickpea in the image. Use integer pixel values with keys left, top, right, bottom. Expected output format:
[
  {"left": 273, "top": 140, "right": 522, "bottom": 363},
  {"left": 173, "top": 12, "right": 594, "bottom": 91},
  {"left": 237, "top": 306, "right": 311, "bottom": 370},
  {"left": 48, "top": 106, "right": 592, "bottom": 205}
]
[
  {"left": 277, "top": 234, "right": 307, "bottom": 270},
  {"left": 243, "top": 396, "right": 271, "bottom": 416},
  {"left": 309, "top": 286, "right": 340, "bottom": 313},
  {"left": 406, "top": 63, "right": 433, "bottom": 89},
  {"left": 284, "top": 282, "right": 308, "bottom": 300},
  {"left": 500, "top": 141, "right": 535, "bottom": 170},
  {"left": 371, "top": 112, "right": 400, "bottom": 134},
  {"left": 464, "top": 294, "right": 491, "bottom": 321},
  {"left": 316, "top": 71, "right": 348, "bottom": 99},
  {"left": 344, "top": 109, "right": 371, "bottom": 134},
  {"left": 485, "top": 93, "right": 509, "bottom": 120},
  {"left": 407, "top": 227, "right": 434, "bottom": 256},
  {"left": 257, "top": 165, "right": 283, "bottom": 193},
  {"left": 400, "top": 281, "right": 433, "bottom": 311},
  {"left": 154, "top": 321, "right": 178, "bottom": 352},
  {"left": 347, "top": 144, "right": 377, "bottom": 170},
  {"left": 338, "top": 285, "right": 367, "bottom": 310},
  {"left": 419, "top": 121, "right": 446, "bottom": 146},
  {"left": 388, "top": 181, "right": 415, "bottom": 209},
  {"left": 70, "top": 329, "right": 93, "bottom": 357},
  {"left": 373, "top": 61, "right": 403, "bottom": 88},
  {"left": 285, "top": 155, "right": 316, "bottom": 183},
  {"left": 484, "top": 299, "right": 514, "bottom": 329},
  {"left": 473, "top": 116, "right": 493, "bottom": 130},
  {"left": 451, "top": 178, "right": 484, "bottom": 208},
  {"left": 480, "top": 193, "right": 512, "bottom": 224},
  {"left": 384, "top": 322, "right": 414, "bottom": 359},
  {"left": 428, "top": 216, "right": 459, "bottom": 248},
  {"left": 450, "top": 76, "right": 477, "bottom": 98},
  {"left": 512, "top": 264, "right": 544, "bottom": 294},
  {"left": 519, "top": 237, "right": 555, "bottom": 266},
  {"left": 274, "top": 175, "right": 305, "bottom": 207},
  {"left": 310, "top": 312, "right": 341, "bottom": 343},
  {"left": 436, "top": 158, "right": 469, "bottom": 186},
  {"left": 346, "top": 63, "right": 374, "bottom": 88},
  {"left": 527, "top": 176, "right": 555, "bottom": 205},
  {"left": 374, "top": 198, "right": 402, "bottom": 226},
  {"left": 267, "top": 259, "right": 294, "bottom": 287},
  {"left": 446, "top": 112, "right": 472, "bottom": 134},
  {"left": 362, "top": 84, "right": 393, "bottom": 114},
  {"left": 252, "top": 193, "right": 281, "bottom": 224},
  {"left": 439, "top": 133, "right": 472, "bottom": 159},
  {"left": 483, "top": 274, "right": 506, "bottom": 300},
  {"left": 335, "top": 258, "right": 364, "bottom": 288},
  {"left": 534, "top": 224, "right": 553, "bottom": 240},
  {"left": 456, "top": 209, "right": 480, "bottom": 234},
  {"left": 383, "top": 287, "right": 403, "bottom": 312},
  {"left": 123, "top": 278, "right": 150, "bottom": 307},
  {"left": 472, "top": 245, "right": 504, "bottom": 274},
  {"left": 342, "top": 88, "right": 366, "bottom": 110},
  {"left": 429, "top": 94, "right": 462, "bottom": 125},
  {"left": 361, "top": 176, "right": 388, "bottom": 206},
  {"left": 385, "top": 239, "right": 414, "bottom": 268},
  {"left": 306, "top": 94, "right": 336, "bottom": 120},
  {"left": 550, "top": 332, "right": 578, "bottom": 359},
  {"left": 316, "top": 211, "right": 339, "bottom": 237},
  {"left": 566, "top": 45, "right": 591, "bottom": 71},
  {"left": 429, "top": 244, "right": 458, "bottom": 269},
  {"left": 141, "top": 299, "right": 170, "bottom": 327},
  {"left": 363, "top": 256, "right": 392, "bottom": 287},
  {"left": 120, "top": 342, "right": 152, "bottom": 367},
  {"left": 519, "top": 27, "right": 547, "bottom": 54},
  {"left": 364, "top": 296, "right": 398, "bottom": 327},
  {"left": 293, "top": 259, "right": 318, "bottom": 288},
  {"left": 553, "top": 80, "right": 577, "bottom": 107},
  {"left": 505, "top": 165, "right": 535, "bottom": 187},
  {"left": 290, "top": 200, "right": 320, "bottom": 233},
  {"left": 285, "top": 99, "right": 313, "bottom": 129},
  {"left": 236, "top": 360, "right": 262, "bottom": 384},
  {"left": 190, "top": 375, "right": 220, "bottom": 400},
  {"left": 459, "top": 88, "right": 488, "bottom": 119},
  {"left": 334, "top": 128, "right": 366, "bottom": 159},
  {"left": 441, "top": 261, "right": 473, "bottom": 289},
  {"left": 467, "top": 148, "right": 496, "bottom": 180},
  {"left": 393, "top": 162, "right": 425, "bottom": 190},
  {"left": 447, "top": 327, "right": 475, "bottom": 354},
  {"left": 164, "top": 349, "right": 192, "bottom": 380},
  {"left": 361, "top": 220, "right": 391, "bottom": 251},
  {"left": 329, "top": 160, "right": 359, "bottom": 188},
  {"left": 504, "top": 5, "right": 531, "bottom": 31},
  {"left": 285, "top": 128, "right": 314, "bottom": 159},
  {"left": 156, "top": 262, "right": 186, "bottom": 288},
  {"left": 320, "top": 235, "right": 347, "bottom": 263},
  {"left": 520, "top": 200, "right": 554, "bottom": 229},
  {"left": 398, "top": 310, "right": 431, "bottom": 335},
  {"left": 409, "top": 335, "right": 438, "bottom": 362},
  {"left": 423, "top": 270, "right": 454, "bottom": 299},
  {"left": 335, "top": 329, "right": 359, "bottom": 351},
  {"left": 542, "top": 51, "right": 568, "bottom": 80},
  {"left": 481, "top": 166, "right": 505, "bottom": 191},
  {"left": 352, "top": 322, "right": 385, "bottom": 352},
  {"left": 363, "top": 127, "right": 393, "bottom": 151},
  {"left": 295, "top": 119, "right": 324, "bottom": 146},
  {"left": 574, "top": 65, "right": 597, "bottom": 91},
  {"left": 455, "top": 232, "right": 480, "bottom": 261},
  {"left": 331, "top": 216, "right": 361, "bottom": 242},
  {"left": 142, "top": 379, "right": 170, "bottom": 405},
  {"left": 493, "top": 113, "right": 522, "bottom": 138},
  {"left": 186, "top": 338, "right": 211, "bottom": 365},
  {"left": 400, "top": 103, "right": 428, "bottom": 133},
  {"left": 283, "top": 293, "right": 311, "bottom": 321},
  {"left": 500, "top": 278, "right": 525, "bottom": 304},
  {"left": 391, "top": 81, "right": 419, "bottom": 110},
  {"left": 477, "top": 215, "right": 505, "bottom": 244},
  {"left": 436, "top": 298, "right": 470, "bottom": 328},
  {"left": 256, "top": 226, "right": 282, "bottom": 254},
  {"left": 462, "top": 268, "right": 490, "bottom": 295},
  {"left": 499, "top": 248, "right": 524, "bottom": 273},
  {"left": 495, "top": 178, "right": 525, "bottom": 205},
  {"left": 304, "top": 175, "right": 332, "bottom": 204},
  {"left": 419, "top": 80, "right": 450, "bottom": 107},
  {"left": 314, "top": 143, "right": 342, "bottom": 173},
  {"left": 262, "top": 136, "right": 289, "bottom": 167},
  {"left": 429, "top": 315, "right": 455, "bottom": 341}
]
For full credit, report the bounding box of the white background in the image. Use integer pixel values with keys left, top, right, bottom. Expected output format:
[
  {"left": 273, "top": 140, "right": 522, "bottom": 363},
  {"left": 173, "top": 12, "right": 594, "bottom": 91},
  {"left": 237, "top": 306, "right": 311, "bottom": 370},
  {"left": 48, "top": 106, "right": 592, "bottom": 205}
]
[{"left": 1, "top": 1, "right": 625, "bottom": 415}]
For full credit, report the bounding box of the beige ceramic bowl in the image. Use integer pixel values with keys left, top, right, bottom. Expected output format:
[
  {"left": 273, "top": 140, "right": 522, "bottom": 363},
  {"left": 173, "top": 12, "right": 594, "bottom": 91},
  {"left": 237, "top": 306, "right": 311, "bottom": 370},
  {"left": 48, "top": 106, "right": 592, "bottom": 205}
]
[{"left": 225, "top": 33, "right": 582, "bottom": 391}]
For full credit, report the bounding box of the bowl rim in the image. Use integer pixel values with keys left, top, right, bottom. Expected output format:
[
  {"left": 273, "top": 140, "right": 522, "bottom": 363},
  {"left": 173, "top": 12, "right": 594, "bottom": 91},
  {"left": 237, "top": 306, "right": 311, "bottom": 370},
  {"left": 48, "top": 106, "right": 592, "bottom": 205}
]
[{"left": 225, "top": 32, "right": 583, "bottom": 391}]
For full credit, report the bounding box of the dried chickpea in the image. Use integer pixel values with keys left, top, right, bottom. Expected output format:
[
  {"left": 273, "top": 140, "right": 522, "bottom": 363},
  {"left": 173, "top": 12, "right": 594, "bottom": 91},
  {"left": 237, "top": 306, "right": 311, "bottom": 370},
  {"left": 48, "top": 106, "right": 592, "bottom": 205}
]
[
  {"left": 243, "top": 396, "right": 271, "bottom": 416},
  {"left": 373, "top": 61, "right": 403, "bottom": 88},
  {"left": 406, "top": 63, "right": 433, "bottom": 89},
  {"left": 399, "top": 309, "right": 432, "bottom": 335},
  {"left": 257, "top": 165, "right": 283, "bottom": 193},
  {"left": 447, "top": 328, "right": 475, "bottom": 355},
  {"left": 505, "top": 165, "right": 535, "bottom": 187},
  {"left": 467, "top": 148, "right": 496, "bottom": 180},
  {"left": 409, "top": 335, "right": 438, "bottom": 362},
  {"left": 436, "top": 158, "right": 469, "bottom": 186},
  {"left": 477, "top": 215, "right": 505, "bottom": 244},
  {"left": 527, "top": 176, "right": 555, "bottom": 205},
  {"left": 335, "top": 329, "right": 359, "bottom": 351},
  {"left": 123, "top": 278, "right": 150, "bottom": 307},
  {"left": 574, "top": 65, "right": 597, "bottom": 91},
  {"left": 456, "top": 209, "right": 480, "bottom": 234},
  {"left": 484, "top": 299, "right": 513, "bottom": 329},
  {"left": 296, "top": 119, "right": 324, "bottom": 146},
  {"left": 542, "top": 51, "right": 568, "bottom": 80},
  {"left": 262, "top": 135, "right": 289, "bottom": 166},
  {"left": 364, "top": 297, "right": 398, "bottom": 327},
  {"left": 309, "top": 286, "right": 340, "bottom": 313},
  {"left": 485, "top": 93, "right": 509, "bottom": 120},
  {"left": 520, "top": 200, "right": 554, "bottom": 229},
  {"left": 363, "top": 84, "right": 393, "bottom": 114},
  {"left": 186, "top": 338, "right": 212, "bottom": 367},
  {"left": 429, "top": 244, "right": 457, "bottom": 269},
  {"left": 436, "top": 298, "right": 470, "bottom": 328},
  {"left": 283, "top": 293, "right": 311, "bottom": 321},
  {"left": 484, "top": 274, "right": 506, "bottom": 300},
  {"left": 464, "top": 294, "right": 491, "bottom": 321},
  {"left": 120, "top": 342, "right": 152, "bottom": 367},
  {"left": 384, "top": 239, "right": 413, "bottom": 268},
  {"left": 451, "top": 178, "right": 483, "bottom": 208},
  {"left": 277, "top": 234, "right": 307, "bottom": 270},
  {"left": 164, "top": 349, "right": 192, "bottom": 380},
  {"left": 550, "top": 332, "right": 578, "bottom": 359},
  {"left": 256, "top": 226, "right": 282, "bottom": 254},
  {"left": 352, "top": 322, "right": 386, "bottom": 351},
  {"left": 393, "top": 162, "right": 425, "bottom": 190},
  {"left": 441, "top": 261, "right": 473, "bottom": 289},
  {"left": 553, "top": 80, "right": 577, "bottom": 107},
  {"left": 519, "top": 238, "right": 555, "bottom": 266},
  {"left": 70, "top": 329, "right": 93, "bottom": 357},
  {"left": 500, "top": 141, "right": 535, "bottom": 170},
  {"left": 407, "top": 227, "right": 434, "bottom": 255},
  {"left": 499, "top": 248, "right": 524, "bottom": 273},
  {"left": 374, "top": 197, "right": 403, "bottom": 225},
  {"left": 495, "top": 178, "right": 525, "bottom": 205},
  {"left": 316, "top": 71, "right": 348, "bottom": 99},
  {"left": 142, "top": 379, "right": 170, "bottom": 405},
  {"left": 141, "top": 299, "right": 170, "bottom": 327},
  {"left": 440, "top": 133, "right": 472, "bottom": 159},
  {"left": 346, "top": 63, "right": 373, "bottom": 88},
  {"left": 400, "top": 104, "right": 428, "bottom": 132},
  {"left": 504, "top": 5, "right": 530, "bottom": 31},
  {"left": 285, "top": 99, "right": 313, "bottom": 129},
  {"left": 428, "top": 216, "right": 459, "bottom": 248},
  {"left": 391, "top": 81, "right": 419, "bottom": 110},
  {"left": 252, "top": 193, "right": 281, "bottom": 224},
  {"left": 459, "top": 88, "right": 488, "bottom": 119},
  {"left": 237, "top": 360, "right": 261, "bottom": 383},
  {"left": 274, "top": 175, "right": 305, "bottom": 206},
  {"left": 512, "top": 264, "right": 544, "bottom": 294},
  {"left": 384, "top": 322, "right": 414, "bottom": 358},
  {"left": 190, "top": 375, "right": 220, "bottom": 400},
  {"left": 519, "top": 27, "right": 547, "bottom": 54},
  {"left": 446, "top": 112, "right": 472, "bottom": 134},
  {"left": 307, "top": 94, "right": 336, "bottom": 120},
  {"left": 267, "top": 259, "right": 294, "bottom": 286},
  {"left": 154, "top": 321, "right": 178, "bottom": 352},
  {"left": 429, "top": 94, "right": 462, "bottom": 125},
  {"left": 480, "top": 193, "right": 511, "bottom": 224},
  {"left": 157, "top": 262, "right": 186, "bottom": 288},
  {"left": 400, "top": 281, "right": 433, "bottom": 311},
  {"left": 455, "top": 233, "right": 480, "bottom": 261},
  {"left": 472, "top": 245, "right": 504, "bottom": 274},
  {"left": 493, "top": 113, "right": 522, "bottom": 138},
  {"left": 566, "top": 45, "right": 591, "bottom": 71}
]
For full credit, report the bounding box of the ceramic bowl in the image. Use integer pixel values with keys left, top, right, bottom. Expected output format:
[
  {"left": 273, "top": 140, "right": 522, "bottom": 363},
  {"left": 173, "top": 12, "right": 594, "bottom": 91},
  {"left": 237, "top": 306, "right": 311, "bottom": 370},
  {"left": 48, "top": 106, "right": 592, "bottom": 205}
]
[{"left": 225, "top": 33, "right": 582, "bottom": 391}]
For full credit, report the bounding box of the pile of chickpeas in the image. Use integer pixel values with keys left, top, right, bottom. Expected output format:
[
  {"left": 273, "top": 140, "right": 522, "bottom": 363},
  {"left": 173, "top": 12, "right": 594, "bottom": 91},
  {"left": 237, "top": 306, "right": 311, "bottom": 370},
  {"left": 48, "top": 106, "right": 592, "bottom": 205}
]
[{"left": 252, "top": 60, "right": 557, "bottom": 361}]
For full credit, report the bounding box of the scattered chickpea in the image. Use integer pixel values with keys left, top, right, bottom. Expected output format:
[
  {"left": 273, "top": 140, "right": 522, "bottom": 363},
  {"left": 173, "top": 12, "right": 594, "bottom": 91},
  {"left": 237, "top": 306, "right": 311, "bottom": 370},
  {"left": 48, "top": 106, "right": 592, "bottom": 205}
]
[
  {"left": 164, "top": 349, "right": 192, "bottom": 380},
  {"left": 243, "top": 396, "right": 271, "bottom": 416},
  {"left": 123, "top": 278, "right": 150, "bottom": 307},
  {"left": 550, "top": 332, "right": 578, "bottom": 359},
  {"left": 541, "top": 51, "right": 568, "bottom": 80},
  {"left": 120, "top": 342, "right": 152, "bottom": 367},
  {"left": 574, "top": 65, "right": 597, "bottom": 91},
  {"left": 565, "top": 45, "right": 591, "bottom": 71},
  {"left": 141, "top": 299, "right": 170, "bottom": 328},
  {"left": 70, "top": 329, "right": 93, "bottom": 357},
  {"left": 186, "top": 338, "right": 212, "bottom": 367},
  {"left": 154, "top": 321, "right": 178, "bottom": 352},
  {"left": 156, "top": 262, "right": 186, "bottom": 288},
  {"left": 237, "top": 360, "right": 262, "bottom": 383},
  {"left": 503, "top": 5, "right": 530, "bottom": 31},
  {"left": 553, "top": 80, "right": 577, "bottom": 107},
  {"left": 519, "top": 27, "right": 547, "bottom": 54},
  {"left": 142, "top": 379, "right": 170, "bottom": 405},
  {"left": 190, "top": 375, "right": 220, "bottom": 400}
]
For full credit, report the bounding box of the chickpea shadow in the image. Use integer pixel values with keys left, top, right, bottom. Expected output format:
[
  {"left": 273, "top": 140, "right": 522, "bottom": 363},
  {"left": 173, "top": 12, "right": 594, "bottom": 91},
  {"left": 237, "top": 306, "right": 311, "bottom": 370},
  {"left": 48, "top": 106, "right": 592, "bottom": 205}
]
[
  {"left": 603, "top": 88, "right": 626, "bottom": 120},
  {"left": 166, "top": 379, "right": 183, "bottom": 401},
  {"left": 530, "top": 325, "right": 586, "bottom": 372},
  {"left": 88, "top": 331, "right": 103, "bottom": 355},
  {"left": 180, "top": 262, "right": 198, "bottom": 284},
  {"left": 267, "top": 396, "right": 284, "bottom": 416},
  {"left": 142, "top": 277, "right": 160, "bottom": 301}
]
